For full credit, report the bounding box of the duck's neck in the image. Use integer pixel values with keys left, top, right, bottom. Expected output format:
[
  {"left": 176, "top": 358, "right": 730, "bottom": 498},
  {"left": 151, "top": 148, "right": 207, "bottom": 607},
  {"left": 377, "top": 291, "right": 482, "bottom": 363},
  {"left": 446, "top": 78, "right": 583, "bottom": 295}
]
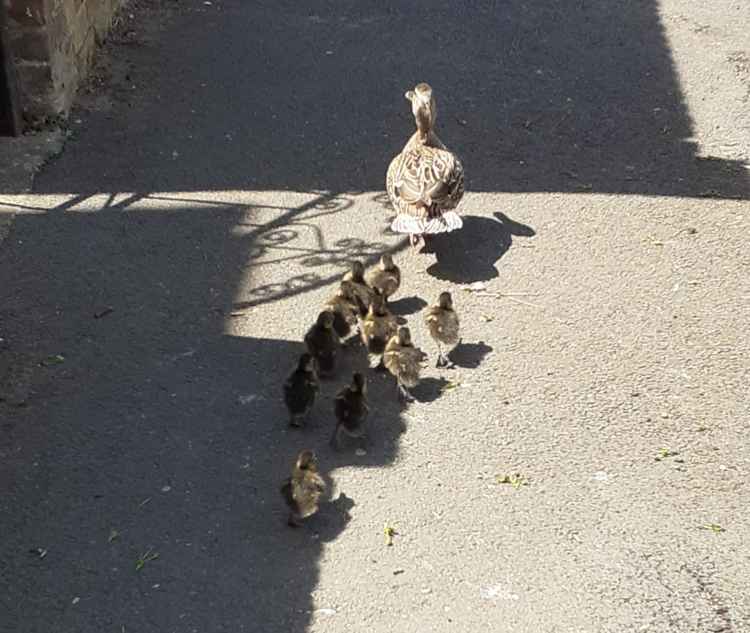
[{"left": 415, "top": 108, "right": 433, "bottom": 142}]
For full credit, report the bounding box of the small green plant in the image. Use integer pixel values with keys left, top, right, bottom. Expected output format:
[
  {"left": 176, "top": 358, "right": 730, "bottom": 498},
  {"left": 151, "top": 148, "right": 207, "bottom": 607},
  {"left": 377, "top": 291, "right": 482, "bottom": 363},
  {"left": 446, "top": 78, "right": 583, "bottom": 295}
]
[
  {"left": 496, "top": 473, "right": 528, "bottom": 489},
  {"left": 135, "top": 549, "right": 159, "bottom": 571},
  {"left": 383, "top": 525, "right": 398, "bottom": 546},
  {"left": 655, "top": 448, "right": 678, "bottom": 461}
]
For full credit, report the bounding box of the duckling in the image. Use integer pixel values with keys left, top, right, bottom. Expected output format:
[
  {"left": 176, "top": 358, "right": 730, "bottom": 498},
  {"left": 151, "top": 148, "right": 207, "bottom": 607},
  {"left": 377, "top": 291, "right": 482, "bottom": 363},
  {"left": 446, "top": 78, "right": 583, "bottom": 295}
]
[
  {"left": 280, "top": 449, "right": 326, "bottom": 527},
  {"left": 304, "top": 311, "right": 340, "bottom": 377},
  {"left": 331, "top": 372, "right": 370, "bottom": 450},
  {"left": 323, "top": 280, "right": 361, "bottom": 341},
  {"left": 360, "top": 292, "right": 399, "bottom": 368},
  {"left": 386, "top": 83, "right": 465, "bottom": 249},
  {"left": 424, "top": 291, "right": 460, "bottom": 368},
  {"left": 383, "top": 326, "right": 423, "bottom": 402},
  {"left": 366, "top": 253, "right": 401, "bottom": 304},
  {"left": 283, "top": 353, "right": 320, "bottom": 427},
  {"left": 342, "top": 260, "right": 374, "bottom": 315}
]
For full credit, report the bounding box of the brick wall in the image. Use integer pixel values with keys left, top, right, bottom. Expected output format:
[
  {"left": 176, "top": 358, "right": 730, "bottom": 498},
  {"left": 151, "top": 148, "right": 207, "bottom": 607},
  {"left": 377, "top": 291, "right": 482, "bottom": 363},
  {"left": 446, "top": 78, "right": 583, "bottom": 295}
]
[{"left": 5, "top": 0, "right": 123, "bottom": 124}]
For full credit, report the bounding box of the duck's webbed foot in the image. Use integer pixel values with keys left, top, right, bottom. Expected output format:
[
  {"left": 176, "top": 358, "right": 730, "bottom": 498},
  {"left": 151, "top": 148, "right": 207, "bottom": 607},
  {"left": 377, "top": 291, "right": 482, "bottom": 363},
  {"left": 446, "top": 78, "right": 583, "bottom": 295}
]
[
  {"left": 436, "top": 352, "right": 455, "bottom": 369},
  {"left": 397, "top": 382, "right": 415, "bottom": 403}
]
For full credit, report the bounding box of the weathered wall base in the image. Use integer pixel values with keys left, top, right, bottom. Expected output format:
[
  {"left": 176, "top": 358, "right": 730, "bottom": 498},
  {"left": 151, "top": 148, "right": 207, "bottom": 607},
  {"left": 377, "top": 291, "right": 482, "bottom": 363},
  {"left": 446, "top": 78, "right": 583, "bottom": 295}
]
[{"left": 5, "top": 0, "right": 123, "bottom": 125}]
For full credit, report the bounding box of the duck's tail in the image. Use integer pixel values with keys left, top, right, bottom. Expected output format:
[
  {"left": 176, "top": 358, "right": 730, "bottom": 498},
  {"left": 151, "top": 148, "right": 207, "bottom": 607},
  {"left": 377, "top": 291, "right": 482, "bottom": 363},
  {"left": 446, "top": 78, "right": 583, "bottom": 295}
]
[{"left": 391, "top": 210, "right": 463, "bottom": 235}]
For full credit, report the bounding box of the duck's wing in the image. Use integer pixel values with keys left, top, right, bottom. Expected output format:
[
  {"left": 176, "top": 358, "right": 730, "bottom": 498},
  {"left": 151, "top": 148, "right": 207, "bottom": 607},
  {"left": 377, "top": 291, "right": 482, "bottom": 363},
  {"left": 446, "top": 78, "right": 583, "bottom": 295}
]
[
  {"left": 388, "top": 145, "right": 465, "bottom": 235},
  {"left": 292, "top": 475, "right": 324, "bottom": 518}
]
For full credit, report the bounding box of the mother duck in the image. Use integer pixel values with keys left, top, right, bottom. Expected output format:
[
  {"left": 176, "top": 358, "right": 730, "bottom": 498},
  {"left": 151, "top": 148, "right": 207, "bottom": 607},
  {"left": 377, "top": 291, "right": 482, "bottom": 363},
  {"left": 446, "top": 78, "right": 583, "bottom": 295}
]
[{"left": 386, "top": 82, "right": 465, "bottom": 249}]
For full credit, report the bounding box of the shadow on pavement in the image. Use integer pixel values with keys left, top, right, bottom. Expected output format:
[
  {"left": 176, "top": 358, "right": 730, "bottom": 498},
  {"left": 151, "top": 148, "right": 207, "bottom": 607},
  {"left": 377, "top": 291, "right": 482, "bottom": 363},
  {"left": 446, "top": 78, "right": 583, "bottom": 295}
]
[
  {"left": 426, "top": 212, "right": 536, "bottom": 283},
  {"left": 3, "top": 0, "right": 744, "bottom": 199},
  {"left": 1, "top": 1, "right": 748, "bottom": 632},
  {"left": 0, "top": 196, "right": 405, "bottom": 633}
]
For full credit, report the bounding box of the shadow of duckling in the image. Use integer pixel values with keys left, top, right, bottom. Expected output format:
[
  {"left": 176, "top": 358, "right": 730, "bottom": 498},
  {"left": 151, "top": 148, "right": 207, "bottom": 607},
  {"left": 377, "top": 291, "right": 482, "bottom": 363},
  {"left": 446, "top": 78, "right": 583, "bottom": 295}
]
[
  {"left": 448, "top": 341, "right": 493, "bottom": 369},
  {"left": 313, "top": 492, "right": 356, "bottom": 541},
  {"left": 388, "top": 295, "right": 429, "bottom": 318},
  {"left": 412, "top": 376, "right": 451, "bottom": 404},
  {"left": 426, "top": 212, "right": 536, "bottom": 283}
]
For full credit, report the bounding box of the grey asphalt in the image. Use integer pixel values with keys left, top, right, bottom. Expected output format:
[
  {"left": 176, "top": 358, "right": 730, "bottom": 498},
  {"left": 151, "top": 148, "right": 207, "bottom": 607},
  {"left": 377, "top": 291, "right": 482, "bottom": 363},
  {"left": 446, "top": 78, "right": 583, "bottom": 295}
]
[{"left": 1, "top": 1, "right": 749, "bottom": 632}]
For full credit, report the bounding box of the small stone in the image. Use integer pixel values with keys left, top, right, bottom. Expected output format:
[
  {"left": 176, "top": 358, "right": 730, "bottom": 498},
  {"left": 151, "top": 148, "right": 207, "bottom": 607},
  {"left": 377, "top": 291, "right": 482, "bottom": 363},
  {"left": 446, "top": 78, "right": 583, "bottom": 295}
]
[
  {"left": 72, "top": 597, "right": 80, "bottom": 605},
  {"left": 355, "top": 448, "right": 367, "bottom": 457},
  {"left": 161, "top": 485, "right": 171, "bottom": 493},
  {"left": 314, "top": 608, "right": 336, "bottom": 617}
]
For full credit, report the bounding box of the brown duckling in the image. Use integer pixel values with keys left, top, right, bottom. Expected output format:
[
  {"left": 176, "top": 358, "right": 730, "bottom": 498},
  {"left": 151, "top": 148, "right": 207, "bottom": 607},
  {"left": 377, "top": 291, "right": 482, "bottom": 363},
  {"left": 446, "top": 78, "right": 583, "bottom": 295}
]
[
  {"left": 366, "top": 254, "right": 401, "bottom": 304},
  {"left": 342, "top": 260, "right": 375, "bottom": 316},
  {"left": 304, "top": 311, "right": 340, "bottom": 377},
  {"left": 383, "top": 326, "right": 423, "bottom": 402},
  {"left": 331, "top": 372, "right": 370, "bottom": 450},
  {"left": 283, "top": 353, "right": 320, "bottom": 427},
  {"left": 323, "top": 280, "right": 361, "bottom": 341},
  {"left": 424, "top": 291, "right": 460, "bottom": 368},
  {"left": 360, "top": 292, "right": 399, "bottom": 368},
  {"left": 280, "top": 449, "right": 326, "bottom": 527}
]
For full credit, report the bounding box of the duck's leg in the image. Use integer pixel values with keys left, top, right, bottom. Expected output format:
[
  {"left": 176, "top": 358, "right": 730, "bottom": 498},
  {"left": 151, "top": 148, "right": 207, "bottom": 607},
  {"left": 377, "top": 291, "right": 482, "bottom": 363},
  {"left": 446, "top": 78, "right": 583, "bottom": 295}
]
[
  {"left": 436, "top": 343, "right": 455, "bottom": 369},
  {"left": 436, "top": 342, "right": 446, "bottom": 368},
  {"left": 329, "top": 425, "right": 342, "bottom": 451},
  {"left": 287, "top": 512, "right": 302, "bottom": 528},
  {"left": 397, "top": 379, "right": 415, "bottom": 403}
]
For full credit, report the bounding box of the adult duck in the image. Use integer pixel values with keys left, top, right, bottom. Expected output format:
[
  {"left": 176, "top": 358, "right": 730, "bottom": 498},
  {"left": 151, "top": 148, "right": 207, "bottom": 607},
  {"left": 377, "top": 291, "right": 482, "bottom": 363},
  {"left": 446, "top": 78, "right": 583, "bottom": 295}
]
[{"left": 386, "top": 82, "right": 465, "bottom": 249}]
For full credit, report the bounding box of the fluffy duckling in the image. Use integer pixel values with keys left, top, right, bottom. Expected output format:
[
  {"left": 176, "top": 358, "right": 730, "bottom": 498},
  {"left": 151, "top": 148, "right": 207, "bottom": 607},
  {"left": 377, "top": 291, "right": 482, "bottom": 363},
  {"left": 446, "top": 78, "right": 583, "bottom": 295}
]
[
  {"left": 342, "top": 260, "right": 375, "bottom": 315},
  {"left": 360, "top": 292, "right": 399, "bottom": 368},
  {"left": 283, "top": 353, "right": 320, "bottom": 427},
  {"left": 280, "top": 449, "right": 326, "bottom": 527},
  {"left": 331, "top": 372, "right": 370, "bottom": 450},
  {"left": 323, "top": 280, "right": 361, "bottom": 341},
  {"left": 383, "top": 326, "right": 423, "bottom": 402},
  {"left": 366, "top": 254, "right": 401, "bottom": 304},
  {"left": 304, "top": 311, "right": 340, "bottom": 377},
  {"left": 424, "top": 291, "right": 460, "bottom": 368}
]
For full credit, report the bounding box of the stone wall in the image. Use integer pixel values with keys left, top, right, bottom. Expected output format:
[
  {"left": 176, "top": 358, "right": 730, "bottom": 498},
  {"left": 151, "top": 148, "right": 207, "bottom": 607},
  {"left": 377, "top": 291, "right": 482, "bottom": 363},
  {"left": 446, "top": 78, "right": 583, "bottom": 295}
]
[{"left": 5, "top": 0, "right": 123, "bottom": 124}]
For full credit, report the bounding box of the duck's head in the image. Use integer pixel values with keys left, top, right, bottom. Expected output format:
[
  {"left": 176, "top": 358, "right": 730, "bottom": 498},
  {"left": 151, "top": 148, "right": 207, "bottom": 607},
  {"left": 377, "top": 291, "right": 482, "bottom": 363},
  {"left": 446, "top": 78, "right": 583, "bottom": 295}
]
[
  {"left": 405, "top": 83, "right": 436, "bottom": 137},
  {"left": 350, "top": 260, "right": 365, "bottom": 281},
  {"left": 379, "top": 253, "right": 395, "bottom": 271},
  {"left": 397, "top": 326, "right": 413, "bottom": 346},
  {"left": 438, "top": 291, "right": 453, "bottom": 310},
  {"left": 298, "top": 352, "right": 317, "bottom": 372},
  {"left": 296, "top": 449, "right": 318, "bottom": 471},
  {"left": 317, "top": 310, "right": 335, "bottom": 329}
]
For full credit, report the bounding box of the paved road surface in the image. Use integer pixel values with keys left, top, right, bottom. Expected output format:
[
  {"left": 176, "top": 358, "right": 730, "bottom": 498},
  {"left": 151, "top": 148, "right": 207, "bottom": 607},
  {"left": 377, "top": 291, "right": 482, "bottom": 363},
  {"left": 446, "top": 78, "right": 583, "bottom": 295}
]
[{"left": 1, "top": 1, "right": 749, "bottom": 632}]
